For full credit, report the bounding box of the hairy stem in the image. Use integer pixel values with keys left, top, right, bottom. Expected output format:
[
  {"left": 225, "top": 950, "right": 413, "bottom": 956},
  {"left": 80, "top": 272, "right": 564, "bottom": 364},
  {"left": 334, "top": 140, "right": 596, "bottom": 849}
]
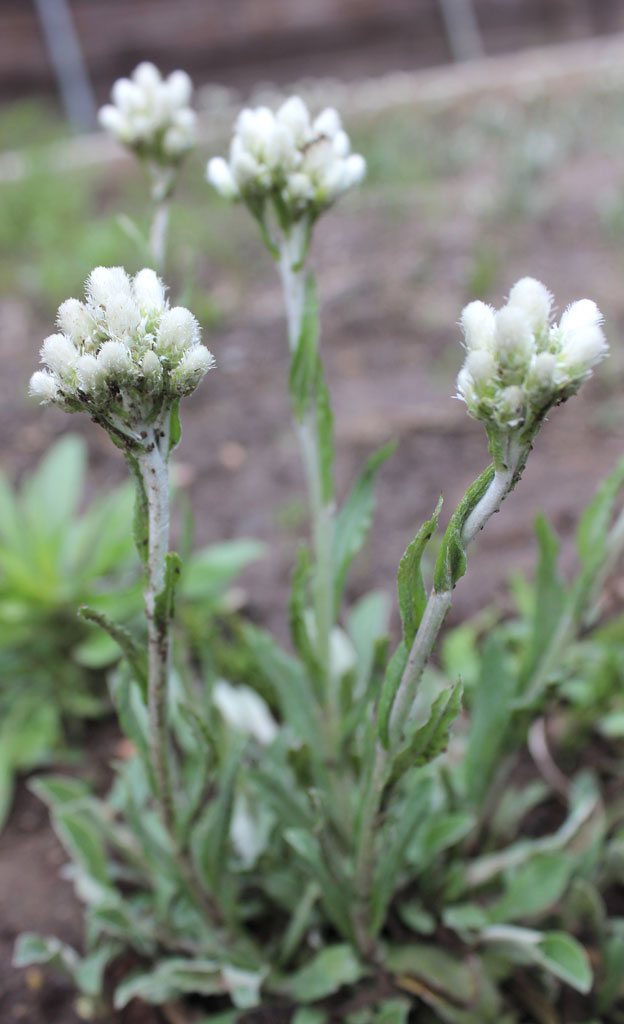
[
  {"left": 137, "top": 422, "right": 221, "bottom": 923},
  {"left": 149, "top": 199, "right": 170, "bottom": 272},
  {"left": 138, "top": 424, "right": 174, "bottom": 830},
  {"left": 354, "top": 439, "right": 525, "bottom": 950},
  {"left": 389, "top": 440, "right": 522, "bottom": 748},
  {"left": 279, "top": 233, "right": 336, "bottom": 700}
]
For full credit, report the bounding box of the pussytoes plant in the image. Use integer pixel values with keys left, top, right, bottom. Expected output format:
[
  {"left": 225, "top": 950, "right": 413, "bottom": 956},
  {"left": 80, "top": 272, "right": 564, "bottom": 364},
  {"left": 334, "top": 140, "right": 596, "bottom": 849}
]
[{"left": 15, "top": 90, "right": 624, "bottom": 1024}]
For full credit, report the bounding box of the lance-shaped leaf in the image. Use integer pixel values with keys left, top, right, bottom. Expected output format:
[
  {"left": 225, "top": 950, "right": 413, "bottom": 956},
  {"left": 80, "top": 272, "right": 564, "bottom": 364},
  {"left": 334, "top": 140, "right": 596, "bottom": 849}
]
[
  {"left": 333, "top": 441, "right": 396, "bottom": 611},
  {"left": 388, "top": 679, "right": 463, "bottom": 781},
  {"left": 377, "top": 498, "right": 442, "bottom": 746},
  {"left": 290, "top": 274, "right": 320, "bottom": 421},
  {"left": 125, "top": 452, "right": 149, "bottom": 566},
  {"left": 79, "top": 605, "right": 147, "bottom": 699},
  {"left": 154, "top": 551, "right": 182, "bottom": 637},
  {"left": 434, "top": 463, "right": 495, "bottom": 593}
]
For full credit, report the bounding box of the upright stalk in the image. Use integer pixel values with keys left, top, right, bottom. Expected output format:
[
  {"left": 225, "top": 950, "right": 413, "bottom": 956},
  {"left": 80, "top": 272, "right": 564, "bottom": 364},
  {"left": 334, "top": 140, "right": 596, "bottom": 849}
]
[
  {"left": 149, "top": 199, "right": 170, "bottom": 272},
  {"left": 353, "top": 440, "right": 525, "bottom": 953},
  {"left": 278, "top": 229, "right": 335, "bottom": 700},
  {"left": 137, "top": 420, "right": 174, "bottom": 830},
  {"left": 389, "top": 442, "right": 522, "bottom": 748}
]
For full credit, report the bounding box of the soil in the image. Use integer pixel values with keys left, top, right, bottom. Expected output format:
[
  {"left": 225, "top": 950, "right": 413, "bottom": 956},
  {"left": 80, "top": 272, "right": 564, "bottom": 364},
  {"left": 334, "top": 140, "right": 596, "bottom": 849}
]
[{"left": 4, "top": 63, "right": 624, "bottom": 1024}]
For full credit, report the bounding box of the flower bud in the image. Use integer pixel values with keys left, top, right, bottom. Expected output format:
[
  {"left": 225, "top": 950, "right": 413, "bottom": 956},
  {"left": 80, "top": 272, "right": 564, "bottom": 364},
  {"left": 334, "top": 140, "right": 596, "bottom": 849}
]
[
  {"left": 171, "top": 346, "right": 215, "bottom": 395},
  {"left": 75, "top": 353, "right": 102, "bottom": 394},
  {"left": 97, "top": 341, "right": 134, "bottom": 381},
  {"left": 57, "top": 299, "right": 94, "bottom": 343},
  {"left": 29, "top": 371, "right": 59, "bottom": 403},
  {"left": 41, "top": 334, "right": 77, "bottom": 378},
  {"left": 133, "top": 268, "right": 166, "bottom": 312},
  {"left": 460, "top": 301, "right": 496, "bottom": 350},
  {"left": 496, "top": 385, "right": 526, "bottom": 427},
  {"left": 87, "top": 266, "right": 131, "bottom": 308},
  {"left": 494, "top": 306, "right": 533, "bottom": 366},
  {"left": 156, "top": 307, "right": 200, "bottom": 355},
  {"left": 207, "top": 157, "right": 240, "bottom": 199},
  {"left": 507, "top": 277, "right": 552, "bottom": 334}
]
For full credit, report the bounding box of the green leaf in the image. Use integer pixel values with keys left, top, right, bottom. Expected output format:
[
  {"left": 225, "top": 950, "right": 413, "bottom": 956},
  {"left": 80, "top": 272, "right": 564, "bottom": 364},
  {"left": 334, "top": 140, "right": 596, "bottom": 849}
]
[
  {"left": 239, "top": 623, "right": 321, "bottom": 750},
  {"left": 533, "top": 932, "right": 593, "bottom": 994},
  {"left": 434, "top": 463, "right": 495, "bottom": 592},
  {"left": 371, "top": 772, "right": 434, "bottom": 932},
  {"left": 169, "top": 399, "right": 182, "bottom": 453},
  {"left": 488, "top": 852, "right": 574, "bottom": 923},
  {"left": 154, "top": 552, "right": 182, "bottom": 636},
  {"left": 518, "top": 513, "right": 567, "bottom": 696},
  {"left": 286, "top": 944, "right": 364, "bottom": 1002},
  {"left": 577, "top": 454, "right": 624, "bottom": 568},
  {"left": 78, "top": 605, "right": 147, "bottom": 699},
  {"left": 316, "top": 370, "right": 334, "bottom": 504},
  {"left": 181, "top": 539, "right": 265, "bottom": 601},
  {"left": 410, "top": 811, "right": 475, "bottom": 868},
  {"left": 389, "top": 679, "right": 463, "bottom": 780},
  {"left": 290, "top": 274, "right": 320, "bottom": 420},
  {"left": 22, "top": 434, "right": 86, "bottom": 536},
  {"left": 374, "top": 999, "right": 411, "bottom": 1024},
  {"left": 291, "top": 1011, "right": 329, "bottom": 1024},
  {"left": 30, "top": 775, "right": 90, "bottom": 810},
  {"left": 598, "top": 934, "right": 624, "bottom": 1011},
  {"left": 13, "top": 933, "right": 80, "bottom": 974},
  {"left": 53, "top": 809, "right": 109, "bottom": 884},
  {"left": 385, "top": 944, "right": 476, "bottom": 1004},
  {"left": 284, "top": 830, "right": 353, "bottom": 939},
  {"left": 289, "top": 544, "right": 320, "bottom": 684},
  {"left": 193, "top": 738, "right": 242, "bottom": 891},
  {"left": 377, "top": 641, "right": 408, "bottom": 748},
  {"left": 333, "top": 441, "right": 396, "bottom": 610},
  {"left": 465, "top": 632, "right": 516, "bottom": 804},
  {"left": 114, "top": 958, "right": 225, "bottom": 1008},
  {"left": 399, "top": 497, "right": 443, "bottom": 647}
]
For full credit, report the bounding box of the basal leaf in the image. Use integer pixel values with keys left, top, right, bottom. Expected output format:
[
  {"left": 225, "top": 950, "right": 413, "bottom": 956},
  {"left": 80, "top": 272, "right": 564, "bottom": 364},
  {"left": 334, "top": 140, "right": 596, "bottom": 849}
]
[{"left": 285, "top": 944, "right": 364, "bottom": 1003}]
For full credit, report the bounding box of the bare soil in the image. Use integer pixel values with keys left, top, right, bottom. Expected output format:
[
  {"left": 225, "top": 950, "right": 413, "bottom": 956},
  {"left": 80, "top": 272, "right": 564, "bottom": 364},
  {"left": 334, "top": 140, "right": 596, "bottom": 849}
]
[{"left": 4, "top": 82, "right": 624, "bottom": 1021}]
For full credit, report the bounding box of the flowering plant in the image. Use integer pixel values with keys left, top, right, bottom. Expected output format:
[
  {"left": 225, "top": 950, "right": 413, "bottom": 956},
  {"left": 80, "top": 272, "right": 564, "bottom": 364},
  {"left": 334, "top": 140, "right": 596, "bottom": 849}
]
[{"left": 15, "top": 88, "right": 624, "bottom": 1024}]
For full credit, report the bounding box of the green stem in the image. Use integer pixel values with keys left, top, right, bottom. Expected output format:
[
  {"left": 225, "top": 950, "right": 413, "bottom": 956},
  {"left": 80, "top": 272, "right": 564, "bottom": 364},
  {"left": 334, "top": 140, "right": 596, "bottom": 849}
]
[
  {"left": 279, "top": 234, "right": 336, "bottom": 709},
  {"left": 389, "top": 438, "right": 523, "bottom": 748},
  {"left": 137, "top": 420, "right": 222, "bottom": 924}
]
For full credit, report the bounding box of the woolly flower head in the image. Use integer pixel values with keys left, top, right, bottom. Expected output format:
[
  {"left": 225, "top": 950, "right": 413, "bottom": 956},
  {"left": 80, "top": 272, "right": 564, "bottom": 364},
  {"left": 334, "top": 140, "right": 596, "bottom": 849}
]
[
  {"left": 207, "top": 96, "right": 366, "bottom": 225},
  {"left": 98, "top": 62, "right": 196, "bottom": 163},
  {"left": 29, "top": 267, "right": 214, "bottom": 437},
  {"left": 456, "top": 277, "right": 608, "bottom": 432}
]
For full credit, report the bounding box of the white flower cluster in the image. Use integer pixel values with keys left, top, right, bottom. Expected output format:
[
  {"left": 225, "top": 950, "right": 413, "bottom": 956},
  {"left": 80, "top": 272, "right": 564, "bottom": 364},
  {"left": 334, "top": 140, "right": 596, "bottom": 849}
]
[
  {"left": 456, "top": 277, "right": 608, "bottom": 431},
  {"left": 29, "top": 267, "right": 214, "bottom": 429},
  {"left": 98, "top": 62, "right": 196, "bottom": 162},
  {"left": 207, "top": 96, "right": 366, "bottom": 220}
]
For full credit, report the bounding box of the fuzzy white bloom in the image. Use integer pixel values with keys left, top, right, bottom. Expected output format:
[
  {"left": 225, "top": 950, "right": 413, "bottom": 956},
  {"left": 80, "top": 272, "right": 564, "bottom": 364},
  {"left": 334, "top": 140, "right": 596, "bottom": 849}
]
[
  {"left": 460, "top": 301, "right": 496, "bottom": 350},
  {"left": 494, "top": 306, "right": 534, "bottom": 366},
  {"left": 172, "top": 346, "right": 216, "bottom": 394},
  {"left": 75, "top": 353, "right": 102, "bottom": 394},
  {"left": 97, "top": 341, "right": 134, "bottom": 380},
  {"left": 87, "top": 266, "right": 132, "bottom": 309},
  {"left": 457, "top": 279, "right": 608, "bottom": 431},
  {"left": 156, "top": 306, "right": 200, "bottom": 354},
  {"left": 213, "top": 680, "right": 278, "bottom": 746},
  {"left": 206, "top": 157, "right": 240, "bottom": 199},
  {"left": 507, "top": 277, "right": 553, "bottom": 334},
  {"left": 207, "top": 94, "right": 366, "bottom": 221},
  {"left": 29, "top": 267, "right": 213, "bottom": 422},
  {"left": 41, "top": 334, "right": 78, "bottom": 378},
  {"left": 98, "top": 62, "right": 196, "bottom": 161},
  {"left": 106, "top": 293, "right": 141, "bottom": 338},
  {"left": 133, "top": 268, "right": 166, "bottom": 312},
  {"left": 57, "top": 298, "right": 94, "bottom": 343},
  {"left": 29, "top": 371, "right": 59, "bottom": 403}
]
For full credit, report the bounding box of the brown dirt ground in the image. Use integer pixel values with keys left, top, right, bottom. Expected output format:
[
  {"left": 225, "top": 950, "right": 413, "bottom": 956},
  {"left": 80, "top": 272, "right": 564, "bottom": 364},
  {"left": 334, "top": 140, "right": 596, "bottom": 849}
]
[{"left": 4, "top": 90, "right": 624, "bottom": 1022}]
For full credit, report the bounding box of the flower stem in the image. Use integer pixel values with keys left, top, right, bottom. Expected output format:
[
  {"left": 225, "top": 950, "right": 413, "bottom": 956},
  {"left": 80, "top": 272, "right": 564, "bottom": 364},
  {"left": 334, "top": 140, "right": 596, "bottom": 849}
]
[
  {"left": 388, "top": 440, "right": 522, "bottom": 748},
  {"left": 278, "top": 235, "right": 336, "bottom": 700},
  {"left": 149, "top": 199, "right": 170, "bottom": 272},
  {"left": 137, "top": 421, "right": 222, "bottom": 924}
]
